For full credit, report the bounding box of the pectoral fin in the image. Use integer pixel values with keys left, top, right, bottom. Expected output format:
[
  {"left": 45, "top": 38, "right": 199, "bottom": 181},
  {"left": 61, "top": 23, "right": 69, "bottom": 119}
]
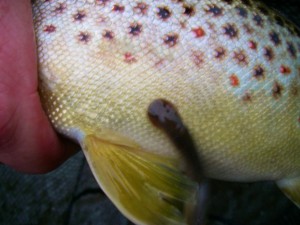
[
  {"left": 277, "top": 177, "right": 300, "bottom": 207},
  {"left": 83, "top": 134, "right": 199, "bottom": 225}
]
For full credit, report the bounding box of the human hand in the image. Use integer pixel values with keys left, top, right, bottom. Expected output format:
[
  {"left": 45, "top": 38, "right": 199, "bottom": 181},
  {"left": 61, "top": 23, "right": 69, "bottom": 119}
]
[{"left": 0, "top": 0, "right": 77, "bottom": 173}]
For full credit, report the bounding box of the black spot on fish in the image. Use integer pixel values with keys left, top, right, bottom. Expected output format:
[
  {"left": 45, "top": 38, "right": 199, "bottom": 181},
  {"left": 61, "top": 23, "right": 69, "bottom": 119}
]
[
  {"left": 272, "top": 81, "right": 283, "bottom": 99},
  {"left": 236, "top": 7, "right": 248, "bottom": 18},
  {"left": 205, "top": 4, "right": 223, "bottom": 17},
  {"left": 157, "top": 6, "right": 172, "bottom": 20},
  {"left": 253, "top": 14, "right": 264, "bottom": 27},
  {"left": 102, "top": 30, "right": 114, "bottom": 40},
  {"left": 183, "top": 4, "right": 195, "bottom": 17},
  {"left": 77, "top": 32, "right": 91, "bottom": 44},
  {"left": 129, "top": 22, "right": 142, "bottom": 36},
  {"left": 269, "top": 31, "right": 281, "bottom": 46},
  {"left": 287, "top": 42, "right": 297, "bottom": 58},
  {"left": 253, "top": 65, "right": 265, "bottom": 79},
  {"left": 73, "top": 10, "right": 86, "bottom": 22},
  {"left": 263, "top": 46, "right": 274, "bottom": 61},
  {"left": 223, "top": 23, "right": 239, "bottom": 39},
  {"left": 163, "top": 33, "right": 179, "bottom": 47}
]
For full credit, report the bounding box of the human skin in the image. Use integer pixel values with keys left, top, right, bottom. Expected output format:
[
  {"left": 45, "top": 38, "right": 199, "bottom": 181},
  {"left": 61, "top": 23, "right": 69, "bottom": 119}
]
[{"left": 0, "top": 0, "right": 77, "bottom": 173}]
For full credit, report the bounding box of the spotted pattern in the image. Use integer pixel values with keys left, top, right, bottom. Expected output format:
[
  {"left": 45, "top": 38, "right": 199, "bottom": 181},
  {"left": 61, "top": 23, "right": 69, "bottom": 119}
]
[
  {"left": 34, "top": 0, "right": 300, "bottom": 126},
  {"left": 192, "top": 27, "right": 206, "bottom": 38}
]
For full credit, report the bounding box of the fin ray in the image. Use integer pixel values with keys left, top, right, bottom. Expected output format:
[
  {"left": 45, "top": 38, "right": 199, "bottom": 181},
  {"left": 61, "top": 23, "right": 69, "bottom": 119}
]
[{"left": 83, "top": 134, "right": 199, "bottom": 225}]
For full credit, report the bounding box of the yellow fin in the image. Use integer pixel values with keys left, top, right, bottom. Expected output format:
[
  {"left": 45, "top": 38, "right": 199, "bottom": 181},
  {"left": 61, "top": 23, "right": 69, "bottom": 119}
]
[
  {"left": 83, "top": 134, "right": 200, "bottom": 225},
  {"left": 277, "top": 177, "right": 300, "bottom": 207}
]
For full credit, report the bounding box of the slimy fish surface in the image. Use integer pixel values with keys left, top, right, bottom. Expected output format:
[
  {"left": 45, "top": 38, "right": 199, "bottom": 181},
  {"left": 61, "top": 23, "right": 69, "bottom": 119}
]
[{"left": 32, "top": 0, "right": 300, "bottom": 224}]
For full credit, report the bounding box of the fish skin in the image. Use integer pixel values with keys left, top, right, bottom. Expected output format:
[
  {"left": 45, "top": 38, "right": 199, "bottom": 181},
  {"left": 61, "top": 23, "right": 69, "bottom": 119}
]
[{"left": 32, "top": 0, "right": 299, "bottom": 182}]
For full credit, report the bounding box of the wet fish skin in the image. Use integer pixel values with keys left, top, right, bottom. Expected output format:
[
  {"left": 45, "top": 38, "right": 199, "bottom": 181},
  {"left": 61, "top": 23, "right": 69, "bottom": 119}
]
[
  {"left": 32, "top": 0, "right": 300, "bottom": 224},
  {"left": 33, "top": 0, "right": 299, "bottom": 180}
]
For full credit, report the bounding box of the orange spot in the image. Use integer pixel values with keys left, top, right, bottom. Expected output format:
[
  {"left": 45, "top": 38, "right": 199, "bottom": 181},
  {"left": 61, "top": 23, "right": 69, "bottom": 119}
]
[
  {"left": 280, "top": 65, "right": 291, "bottom": 75},
  {"left": 124, "top": 52, "right": 137, "bottom": 64},
  {"left": 230, "top": 74, "right": 240, "bottom": 87},
  {"left": 192, "top": 27, "right": 206, "bottom": 38}
]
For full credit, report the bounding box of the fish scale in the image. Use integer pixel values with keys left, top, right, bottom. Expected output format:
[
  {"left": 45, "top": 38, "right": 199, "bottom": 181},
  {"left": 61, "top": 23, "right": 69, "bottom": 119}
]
[{"left": 33, "top": 0, "right": 300, "bottom": 224}]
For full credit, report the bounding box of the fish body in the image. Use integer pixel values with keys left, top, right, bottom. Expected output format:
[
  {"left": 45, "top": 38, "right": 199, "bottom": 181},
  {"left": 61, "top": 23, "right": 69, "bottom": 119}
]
[{"left": 32, "top": 0, "right": 300, "bottom": 224}]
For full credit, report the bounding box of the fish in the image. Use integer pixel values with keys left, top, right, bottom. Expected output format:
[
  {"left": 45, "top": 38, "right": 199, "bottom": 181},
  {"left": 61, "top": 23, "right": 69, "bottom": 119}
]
[{"left": 32, "top": 0, "right": 300, "bottom": 224}]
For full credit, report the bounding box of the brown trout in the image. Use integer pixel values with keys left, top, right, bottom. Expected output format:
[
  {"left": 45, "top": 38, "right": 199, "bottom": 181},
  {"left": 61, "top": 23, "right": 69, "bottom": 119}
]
[{"left": 32, "top": 0, "right": 300, "bottom": 224}]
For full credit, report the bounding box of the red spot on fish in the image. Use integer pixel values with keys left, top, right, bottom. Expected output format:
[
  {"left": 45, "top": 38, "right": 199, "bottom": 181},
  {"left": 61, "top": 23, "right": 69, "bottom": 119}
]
[
  {"left": 44, "top": 25, "right": 56, "bottom": 33},
  {"left": 134, "top": 2, "right": 149, "bottom": 15},
  {"left": 124, "top": 52, "right": 137, "bottom": 64},
  {"left": 248, "top": 40, "right": 257, "bottom": 50},
  {"left": 230, "top": 74, "right": 240, "bottom": 87},
  {"left": 280, "top": 65, "right": 291, "bottom": 75},
  {"left": 113, "top": 4, "right": 125, "bottom": 12},
  {"left": 192, "top": 27, "right": 206, "bottom": 38}
]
